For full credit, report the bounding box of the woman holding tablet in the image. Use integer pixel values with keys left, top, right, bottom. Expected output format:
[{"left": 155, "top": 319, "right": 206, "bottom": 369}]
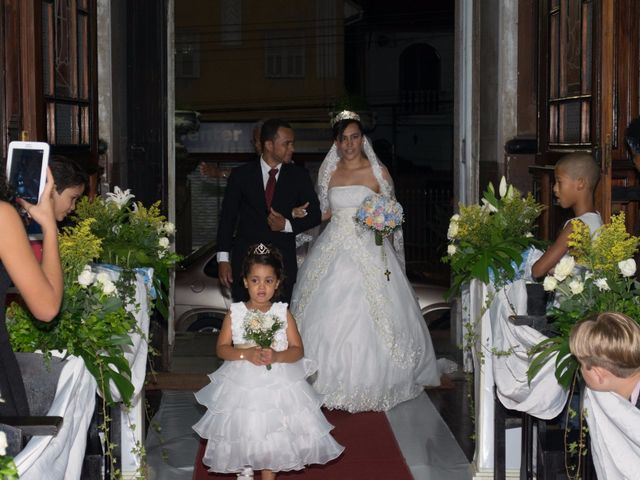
[{"left": 0, "top": 166, "right": 63, "bottom": 417}]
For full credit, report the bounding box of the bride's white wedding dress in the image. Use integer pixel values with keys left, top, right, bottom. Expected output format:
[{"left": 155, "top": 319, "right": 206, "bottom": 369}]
[{"left": 291, "top": 185, "right": 440, "bottom": 413}]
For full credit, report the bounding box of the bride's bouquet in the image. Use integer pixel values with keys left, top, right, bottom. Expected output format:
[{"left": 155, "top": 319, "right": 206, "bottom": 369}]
[
  {"left": 243, "top": 309, "right": 283, "bottom": 370},
  {"left": 354, "top": 193, "right": 404, "bottom": 246}
]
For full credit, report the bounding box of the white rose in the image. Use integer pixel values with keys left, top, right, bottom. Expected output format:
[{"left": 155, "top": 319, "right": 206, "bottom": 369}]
[
  {"left": 499, "top": 176, "right": 507, "bottom": 198},
  {"left": 163, "top": 222, "right": 176, "bottom": 235},
  {"left": 543, "top": 276, "right": 558, "bottom": 291},
  {"left": 0, "top": 430, "right": 7, "bottom": 456},
  {"left": 553, "top": 256, "right": 576, "bottom": 281},
  {"left": 96, "top": 272, "right": 111, "bottom": 285},
  {"left": 262, "top": 315, "right": 275, "bottom": 329},
  {"left": 594, "top": 278, "right": 610, "bottom": 291},
  {"left": 569, "top": 279, "right": 584, "bottom": 295},
  {"left": 77, "top": 269, "right": 95, "bottom": 287},
  {"left": 101, "top": 280, "right": 117, "bottom": 296},
  {"left": 158, "top": 237, "right": 170, "bottom": 249},
  {"left": 618, "top": 259, "right": 637, "bottom": 277},
  {"left": 447, "top": 221, "right": 459, "bottom": 240},
  {"left": 447, "top": 244, "right": 457, "bottom": 256}
]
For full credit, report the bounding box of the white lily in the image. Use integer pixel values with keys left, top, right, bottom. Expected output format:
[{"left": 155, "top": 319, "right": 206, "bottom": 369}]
[
  {"left": 499, "top": 176, "right": 507, "bottom": 198},
  {"left": 105, "top": 186, "right": 135, "bottom": 209}
]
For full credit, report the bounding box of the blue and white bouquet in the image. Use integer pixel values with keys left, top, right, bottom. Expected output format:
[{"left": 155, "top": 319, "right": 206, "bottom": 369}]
[{"left": 354, "top": 193, "right": 404, "bottom": 246}]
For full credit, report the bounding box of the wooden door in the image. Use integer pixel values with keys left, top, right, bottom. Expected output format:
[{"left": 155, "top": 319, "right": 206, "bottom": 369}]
[
  {"left": 1, "top": 0, "right": 98, "bottom": 182},
  {"left": 536, "top": 0, "right": 640, "bottom": 237}
]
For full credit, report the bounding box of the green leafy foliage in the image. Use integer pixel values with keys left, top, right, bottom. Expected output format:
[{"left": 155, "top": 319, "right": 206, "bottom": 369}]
[
  {"left": 442, "top": 177, "right": 545, "bottom": 297},
  {"left": 7, "top": 187, "right": 180, "bottom": 406}
]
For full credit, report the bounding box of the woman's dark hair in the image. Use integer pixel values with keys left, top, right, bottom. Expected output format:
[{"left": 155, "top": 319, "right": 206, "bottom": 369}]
[
  {"left": 625, "top": 117, "right": 640, "bottom": 155},
  {"left": 242, "top": 243, "right": 286, "bottom": 298},
  {"left": 49, "top": 155, "right": 88, "bottom": 193},
  {"left": 0, "top": 166, "right": 27, "bottom": 222},
  {"left": 332, "top": 118, "right": 363, "bottom": 140},
  {"left": 260, "top": 118, "right": 292, "bottom": 149}
]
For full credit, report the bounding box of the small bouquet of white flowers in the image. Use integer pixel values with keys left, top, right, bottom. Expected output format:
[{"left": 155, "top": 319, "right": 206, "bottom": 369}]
[
  {"left": 243, "top": 309, "right": 283, "bottom": 370},
  {"left": 354, "top": 193, "right": 404, "bottom": 246}
]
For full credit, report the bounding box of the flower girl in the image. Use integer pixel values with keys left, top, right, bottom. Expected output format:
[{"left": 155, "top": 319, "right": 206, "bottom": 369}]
[{"left": 193, "top": 243, "right": 343, "bottom": 480}]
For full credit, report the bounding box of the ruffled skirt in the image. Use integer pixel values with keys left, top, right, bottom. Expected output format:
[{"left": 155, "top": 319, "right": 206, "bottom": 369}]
[{"left": 193, "top": 358, "right": 344, "bottom": 473}]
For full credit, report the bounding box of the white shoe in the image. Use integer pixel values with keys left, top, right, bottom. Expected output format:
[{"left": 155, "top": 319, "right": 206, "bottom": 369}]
[{"left": 237, "top": 466, "right": 254, "bottom": 479}]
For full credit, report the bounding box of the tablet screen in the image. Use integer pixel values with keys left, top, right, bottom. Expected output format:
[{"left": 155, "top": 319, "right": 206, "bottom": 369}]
[{"left": 8, "top": 148, "right": 46, "bottom": 204}]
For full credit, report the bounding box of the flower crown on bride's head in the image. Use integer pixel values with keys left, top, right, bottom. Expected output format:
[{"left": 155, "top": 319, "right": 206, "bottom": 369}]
[{"left": 331, "top": 110, "right": 360, "bottom": 126}]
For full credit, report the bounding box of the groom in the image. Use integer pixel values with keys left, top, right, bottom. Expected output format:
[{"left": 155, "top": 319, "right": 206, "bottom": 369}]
[{"left": 216, "top": 118, "right": 321, "bottom": 302}]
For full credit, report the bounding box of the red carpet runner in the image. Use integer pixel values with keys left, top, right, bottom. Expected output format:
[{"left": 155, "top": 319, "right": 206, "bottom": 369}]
[{"left": 192, "top": 409, "right": 413, "bottom": 480}]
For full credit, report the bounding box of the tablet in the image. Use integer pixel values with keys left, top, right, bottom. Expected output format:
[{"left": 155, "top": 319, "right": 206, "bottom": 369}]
[{"left": 6, "top": 141, "right": 50, "bottom": 204}]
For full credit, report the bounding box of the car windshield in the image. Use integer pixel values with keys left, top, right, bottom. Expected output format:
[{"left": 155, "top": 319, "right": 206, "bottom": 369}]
[{"left": 180, "top": 241, "right": 217, "bottom": 270}]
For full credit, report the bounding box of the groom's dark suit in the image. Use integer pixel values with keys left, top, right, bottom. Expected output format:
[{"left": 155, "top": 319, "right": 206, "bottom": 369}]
[{"left": 216, "top": 160, "right": 321, "bottom": 302}]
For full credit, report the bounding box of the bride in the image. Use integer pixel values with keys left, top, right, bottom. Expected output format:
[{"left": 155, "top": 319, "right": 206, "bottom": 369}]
[{"left": 291, "top": 111, "right": 440, "bottom": 413}]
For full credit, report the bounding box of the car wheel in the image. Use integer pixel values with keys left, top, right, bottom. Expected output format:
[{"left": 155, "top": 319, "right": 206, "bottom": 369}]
[{"left": 186, "top": 313, "right": 224, "bottom": 333}]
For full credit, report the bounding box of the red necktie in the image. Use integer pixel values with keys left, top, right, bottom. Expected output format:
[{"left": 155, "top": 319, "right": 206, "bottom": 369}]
[{"left": 265, "top": 168, "right": 278, "bottom": 210}]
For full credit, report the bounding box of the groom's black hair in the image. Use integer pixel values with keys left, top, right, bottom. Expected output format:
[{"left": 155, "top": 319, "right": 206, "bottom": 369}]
[
  {"left": 242, "top": 243, "right": 286, "bottom": 300},
  {"left": 260, "top": 118, "right": 292, "bottom": 150}
]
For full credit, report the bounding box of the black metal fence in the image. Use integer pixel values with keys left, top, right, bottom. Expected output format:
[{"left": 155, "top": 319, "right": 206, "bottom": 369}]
[{"left": 395, "top": 174, "right": 453, "bottom": 284}]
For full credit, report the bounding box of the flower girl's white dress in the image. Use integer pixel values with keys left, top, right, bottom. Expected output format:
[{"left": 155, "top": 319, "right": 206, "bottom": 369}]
[
  {"left": 192, "top": 301, "right": 344, "bottom": 474},
  {"left": 291, "top": 185, "right": 441, "bottom": 412}
]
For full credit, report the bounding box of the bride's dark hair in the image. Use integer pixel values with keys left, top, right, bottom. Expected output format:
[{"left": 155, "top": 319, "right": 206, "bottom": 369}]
[
  {"left": 242, "top": 243, "right": 286, "bottom": 299},
  {"left": 332, "top": 118, "right": 363, "bottom": 141}
]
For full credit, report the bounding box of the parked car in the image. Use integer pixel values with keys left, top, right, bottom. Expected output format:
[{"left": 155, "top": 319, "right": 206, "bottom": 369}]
[{"left": 174, "top": 241, "right": 450, "bottom": 333}]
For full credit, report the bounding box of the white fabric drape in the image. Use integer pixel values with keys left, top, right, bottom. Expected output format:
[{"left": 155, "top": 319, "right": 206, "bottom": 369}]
[
  {"left": 15, "top": 267, "right": 152, "bottom": 480},
  {"left": 491, "top": 280, "right": 569, "bottom": 418},
  {"left": 585, "top": 388, "right": 640, "bottom": 479}
]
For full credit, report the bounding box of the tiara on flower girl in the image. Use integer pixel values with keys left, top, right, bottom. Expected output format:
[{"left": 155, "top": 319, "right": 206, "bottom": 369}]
[
  {"left": 253, "top": 243, "right": 271, "bottom": 255},
  {"left": 331, "top": 110, "right": 361, "bottom": 126}
]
